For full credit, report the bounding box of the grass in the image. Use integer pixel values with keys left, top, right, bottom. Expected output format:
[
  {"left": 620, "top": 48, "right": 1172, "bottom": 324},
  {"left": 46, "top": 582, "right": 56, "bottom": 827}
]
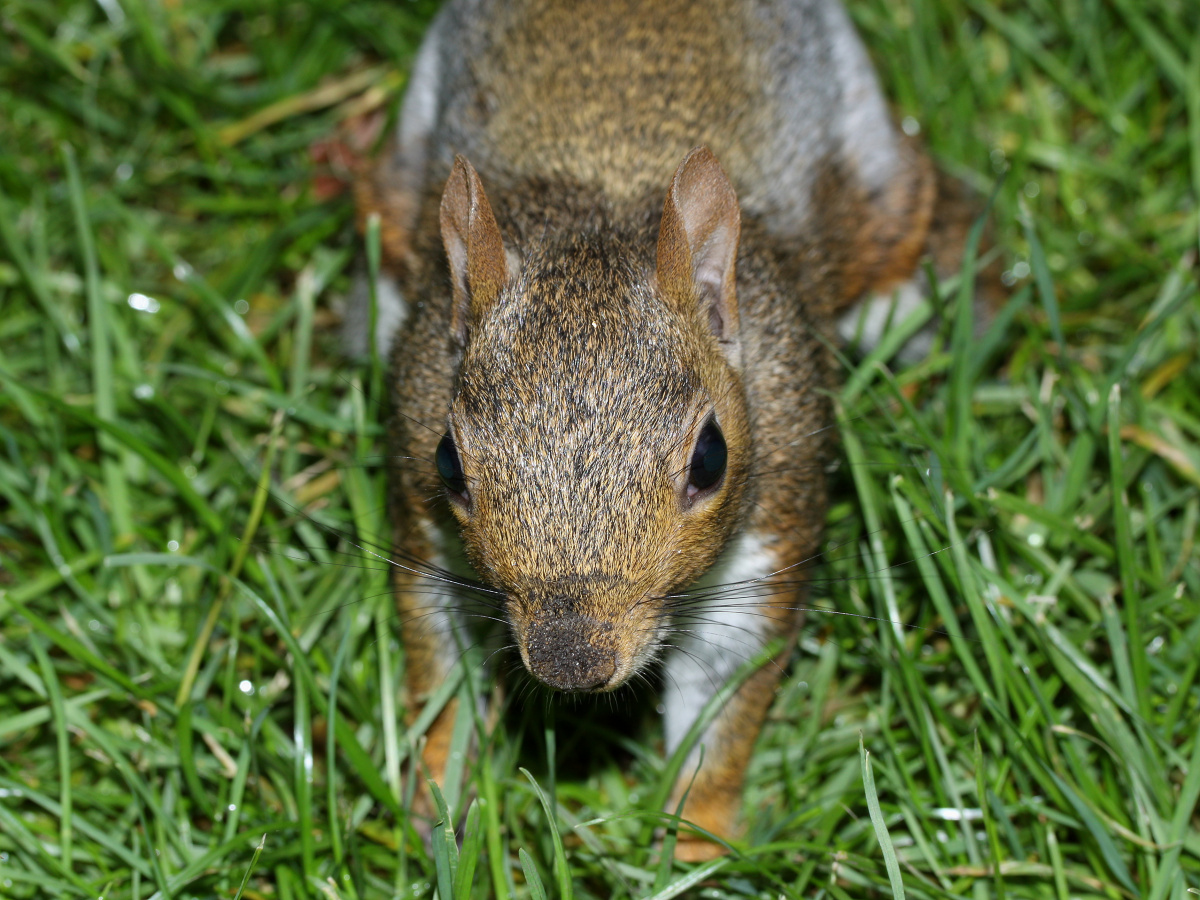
[{"left": 1, "top": 0, "right": 1198, "bottom": 898}]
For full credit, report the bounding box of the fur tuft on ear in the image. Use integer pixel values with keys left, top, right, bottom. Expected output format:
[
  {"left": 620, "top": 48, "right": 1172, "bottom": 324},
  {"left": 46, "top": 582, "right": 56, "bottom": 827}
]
[
  {"left": 439, "top": 156, "right": 509, "bottom": 343},
  {"left": 656, "top": 146, "right": 742, "bottom": 351}
]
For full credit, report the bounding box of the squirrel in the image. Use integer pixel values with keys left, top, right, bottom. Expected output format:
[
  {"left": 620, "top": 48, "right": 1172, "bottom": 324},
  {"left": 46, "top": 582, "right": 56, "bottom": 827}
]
[{"left": 352, "top": 0, "right": 987, "bottom": 861}]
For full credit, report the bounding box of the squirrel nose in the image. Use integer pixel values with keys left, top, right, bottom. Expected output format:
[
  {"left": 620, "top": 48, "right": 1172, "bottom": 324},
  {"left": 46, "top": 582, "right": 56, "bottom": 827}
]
[{"left": 524, "top": 613, "right": 618, "bottom": 692}]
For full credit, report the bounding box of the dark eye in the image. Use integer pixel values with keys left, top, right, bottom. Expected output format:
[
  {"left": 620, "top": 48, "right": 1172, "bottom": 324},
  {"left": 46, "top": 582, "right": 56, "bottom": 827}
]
[
  {"left": 436, "top": 432, "right": 468, "bottom": 498},
  {"left": 687, "top": 418, "right": 727, "bottom": 499}
]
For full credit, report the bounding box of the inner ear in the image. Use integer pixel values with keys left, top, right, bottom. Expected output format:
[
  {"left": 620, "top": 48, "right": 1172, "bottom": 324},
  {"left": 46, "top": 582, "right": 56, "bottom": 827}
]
[
  {"left": 439, "top": 156, "right": 509, "bottom": 344},
  {"left": 656, "top": 146, "right": 742, "bottom": 345},
  {"left": 693, "top": 246, "right": 734, "bottom": 337}
]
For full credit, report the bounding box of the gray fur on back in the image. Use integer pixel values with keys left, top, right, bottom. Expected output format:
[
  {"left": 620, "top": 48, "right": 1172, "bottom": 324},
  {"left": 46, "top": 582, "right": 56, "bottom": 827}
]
[{"left": 400, "top": 0, "right": 901, "bottom": 236}]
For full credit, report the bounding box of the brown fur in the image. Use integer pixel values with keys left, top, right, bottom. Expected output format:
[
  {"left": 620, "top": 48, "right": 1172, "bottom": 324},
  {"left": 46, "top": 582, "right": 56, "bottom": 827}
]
[{"left": 359, "top": 0, "right": 989, "bottom": 859}]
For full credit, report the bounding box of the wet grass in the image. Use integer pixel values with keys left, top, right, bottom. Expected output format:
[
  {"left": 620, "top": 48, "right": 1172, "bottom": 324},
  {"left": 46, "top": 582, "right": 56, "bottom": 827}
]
[{"left": 0, "top": 1, "right": 1197, "bottom": 897}]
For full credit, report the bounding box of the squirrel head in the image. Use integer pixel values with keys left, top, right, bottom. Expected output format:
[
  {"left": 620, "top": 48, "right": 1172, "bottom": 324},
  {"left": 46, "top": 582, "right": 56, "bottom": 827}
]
[{"left": 434, "top": 148, "right": 751, "bottom": 692}]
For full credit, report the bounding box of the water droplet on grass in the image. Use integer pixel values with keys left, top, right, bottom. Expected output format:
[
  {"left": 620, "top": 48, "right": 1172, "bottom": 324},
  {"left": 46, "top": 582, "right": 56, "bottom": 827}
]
[{"left": 128, "top": 292, "right": 160, "bottom": 313}]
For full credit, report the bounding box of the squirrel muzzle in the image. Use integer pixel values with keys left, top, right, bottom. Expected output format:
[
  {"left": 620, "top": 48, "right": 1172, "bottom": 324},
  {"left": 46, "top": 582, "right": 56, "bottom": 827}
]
[{"left": 521, "top": 612, "right": 620, "bottom": 692}]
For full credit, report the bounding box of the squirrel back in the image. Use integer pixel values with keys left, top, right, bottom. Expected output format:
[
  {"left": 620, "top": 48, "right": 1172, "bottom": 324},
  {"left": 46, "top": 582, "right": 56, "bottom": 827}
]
[{"left": 358, "top": 0, "right": 935, "bottom": 317}]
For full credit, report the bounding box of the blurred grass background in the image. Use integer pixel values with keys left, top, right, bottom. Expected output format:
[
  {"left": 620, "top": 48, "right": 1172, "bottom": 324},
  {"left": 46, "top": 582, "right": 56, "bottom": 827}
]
[{"left": 0, "top": 0, "right": 1197, "bottom": 898}]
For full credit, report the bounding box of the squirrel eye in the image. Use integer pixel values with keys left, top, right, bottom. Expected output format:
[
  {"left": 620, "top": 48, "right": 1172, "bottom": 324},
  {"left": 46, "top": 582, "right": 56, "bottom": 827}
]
[
  {"left": 687, "top": 418, "right": 727, "bottom": 499},
  {"left": 436, "top": 432, "right": 468, "bottom": 498}
]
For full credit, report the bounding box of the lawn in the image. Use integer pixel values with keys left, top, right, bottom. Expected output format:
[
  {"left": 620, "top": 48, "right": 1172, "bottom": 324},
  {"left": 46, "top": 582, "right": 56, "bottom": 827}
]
[{"left": 0, "top": 1, "right": 1197, "bottom": 898}]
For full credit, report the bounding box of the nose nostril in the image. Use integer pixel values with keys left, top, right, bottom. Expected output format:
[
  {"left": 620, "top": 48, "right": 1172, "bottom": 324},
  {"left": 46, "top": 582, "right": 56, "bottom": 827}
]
[{"left": 524, "top": 615, "right": 618, "bottom": 692}]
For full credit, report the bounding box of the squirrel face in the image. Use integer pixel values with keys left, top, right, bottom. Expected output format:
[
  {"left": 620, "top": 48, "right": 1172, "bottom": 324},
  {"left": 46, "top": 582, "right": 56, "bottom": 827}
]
[{"left": 435, "top": 150, "right": 751, "bottom": 692}]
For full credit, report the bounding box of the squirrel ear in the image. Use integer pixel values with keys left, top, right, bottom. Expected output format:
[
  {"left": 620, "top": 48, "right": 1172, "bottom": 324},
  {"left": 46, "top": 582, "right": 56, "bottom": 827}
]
[
  {"left": 440, "top": 156, "right": 509, "bottom": 343},
  {"left": 656, "top": 146, "right": 742, "bottom": 349}
]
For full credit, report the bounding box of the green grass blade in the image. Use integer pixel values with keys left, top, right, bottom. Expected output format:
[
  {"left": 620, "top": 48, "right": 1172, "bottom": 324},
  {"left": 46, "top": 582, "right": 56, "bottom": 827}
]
[
  {"left": 243, "top": 579, "right": 404, "bottom": 818},
  {"left": 63, "top": 142, "right": 133, "bottom": 537},
  {"left": 365, "top": 212, "right": 385, "bottom": 411},
  {"left": 232, "top": 835, "right": 266, "bottom": 900},
  {"left": 1146, "top": 725, "right": 1200, "bottom": 900},
  {"left": 1021, "top": 208, "right": 1065, "bottom": 356},
  {"left": 1190, "top": 33, "right": 1200, "bottom": 256},
  {"left": 0, "top": 185, "right": 81, "bottom": 353},
  {"left": 294, "top": 641, "right": 316, "bottom": 882},
  {"left": 454, "top": 799, "right": 484, "bottom": 900},
  {"left": 28, "top": 637, "right": 73, "bottom": 871},
  {"left": 643, "top": 858, "right": 729, "bottom": 900},
  {"left": 480, "top": 754, "right": 511, "bottom": 900},
  {"left": 176, "top": 409, "right": 284, "bottom": 708},
  {"left": 860, "top": 737, "right": 905, "bottom": 900},
  {"left": 1107, "top": 384, "right": 1151, "bottom": 722},
  {"left": 974, "top": 733, "right": 1006, "bottom": 900},
  {"left": 0, "top": 801, "right": 92, "bottom": 896},
  {"left": 520, "top": 848, "right": 548, "bottom": 900},
  {"left": 522, "top": 767, "right": 573, "bottom": 900},
  {"left": 430, "top": 779, "right": 460, "bottom": 900},
  {"left": 654, "top": 756, "right": 696, "bottom": 892},
  {"left": 326, "top": 608, "right": 355, "bottom": 866}
]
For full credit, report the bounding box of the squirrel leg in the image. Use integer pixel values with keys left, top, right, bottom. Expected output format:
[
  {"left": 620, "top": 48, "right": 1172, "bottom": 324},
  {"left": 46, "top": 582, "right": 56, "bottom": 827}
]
[
  {"left": 837, "top": 166, "right": 1004, "bottom": 360},
  {"left": 660, "top": 529, "right": 794, "bottom": 861},
  {"left": 665, "top": 659, "right": 787, "bottom": 862}
]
